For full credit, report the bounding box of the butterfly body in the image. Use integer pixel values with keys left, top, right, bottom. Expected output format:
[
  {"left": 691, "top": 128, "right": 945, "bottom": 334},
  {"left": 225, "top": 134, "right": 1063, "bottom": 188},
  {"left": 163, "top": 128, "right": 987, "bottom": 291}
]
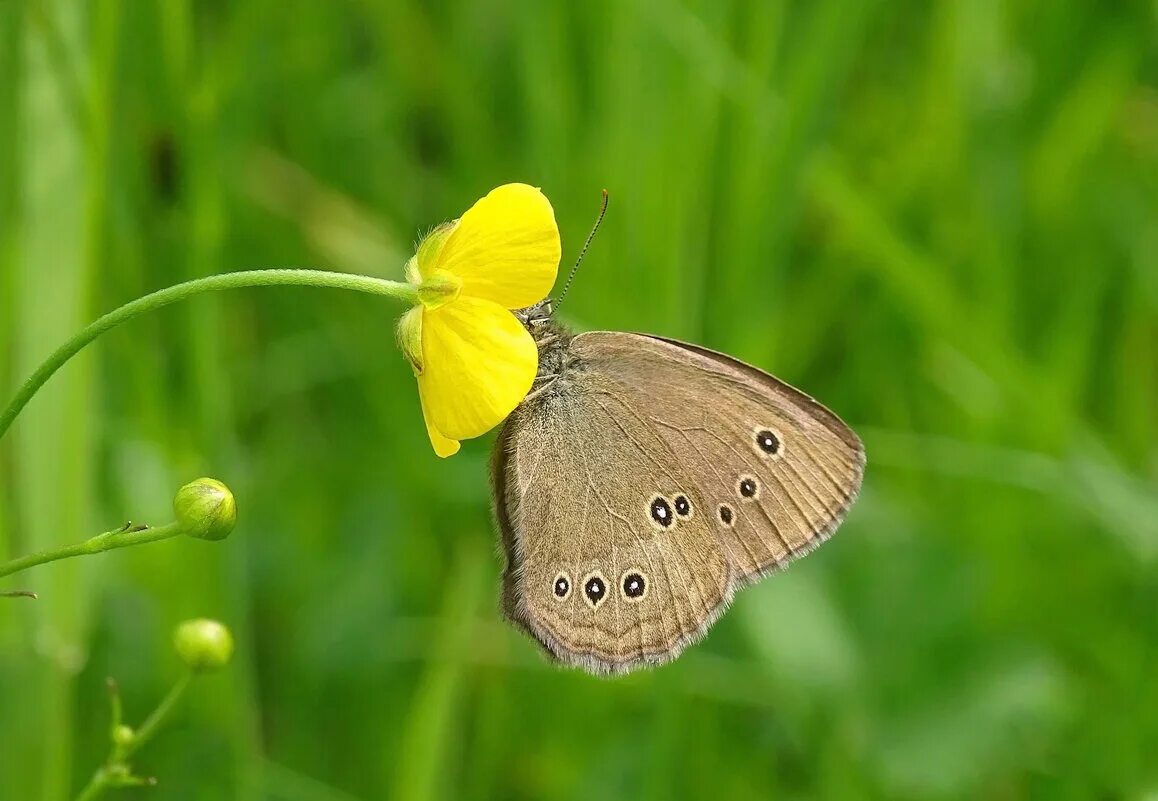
[{"left": 492, "top": 306, "right": 864, "bottom": 675}]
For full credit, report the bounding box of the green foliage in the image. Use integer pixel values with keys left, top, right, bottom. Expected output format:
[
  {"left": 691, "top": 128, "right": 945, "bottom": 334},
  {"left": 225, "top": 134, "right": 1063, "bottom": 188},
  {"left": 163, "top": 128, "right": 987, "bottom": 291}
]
[{"left": 1, "top": 0, "right": 1155, "bottom": 799}]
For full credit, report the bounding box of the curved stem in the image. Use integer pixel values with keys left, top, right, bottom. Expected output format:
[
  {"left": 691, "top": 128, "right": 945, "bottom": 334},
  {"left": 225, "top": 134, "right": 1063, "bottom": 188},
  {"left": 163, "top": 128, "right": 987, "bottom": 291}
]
[
  {"left": 121, "top": 671, "right": 193, "bottom": 759},
  {"left": 0, "top": 522, "right": 182, "bottom": 580},
  {"left": 74, "top": 772, "right": 109, "bottom": 801},
  {"left": 73, "top": 671, "right": 193, "bottom": 801},
  {"left": 0, "top": 269, "right": 416, "bottom": 440}
]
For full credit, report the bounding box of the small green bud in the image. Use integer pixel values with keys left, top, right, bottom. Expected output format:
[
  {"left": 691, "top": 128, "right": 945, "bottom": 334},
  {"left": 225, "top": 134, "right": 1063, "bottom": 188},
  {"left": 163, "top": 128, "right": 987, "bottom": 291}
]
[
  {"left": 112, "top": 724, "right": 135, "bottom": 747},
  {"left": 174, "top": 478, "right": 236, "bottom": 541},
  {"left": 173, "top": 618, "right": 234, "bottom": 672}
]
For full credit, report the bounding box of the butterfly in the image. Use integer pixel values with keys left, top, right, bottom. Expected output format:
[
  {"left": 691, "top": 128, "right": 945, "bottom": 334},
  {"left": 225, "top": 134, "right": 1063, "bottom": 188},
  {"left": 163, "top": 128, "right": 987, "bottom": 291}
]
[{"left": 491, "top": 300, "right": 864, "bottom": 675}]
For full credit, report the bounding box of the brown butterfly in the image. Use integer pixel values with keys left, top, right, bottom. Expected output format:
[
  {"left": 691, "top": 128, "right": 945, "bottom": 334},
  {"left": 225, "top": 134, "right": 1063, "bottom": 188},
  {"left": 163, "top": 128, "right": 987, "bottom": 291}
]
[{"left": 491, "top": 300, "right": 864, "bottom": 675}]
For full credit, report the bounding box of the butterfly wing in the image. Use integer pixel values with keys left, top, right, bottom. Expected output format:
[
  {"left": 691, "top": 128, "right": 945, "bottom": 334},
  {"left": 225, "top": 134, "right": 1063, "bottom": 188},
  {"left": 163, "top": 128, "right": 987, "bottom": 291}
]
[
  {"left": 493, "top": 331, "right": 864, "bottom": 674},
  {"left": 493, "top": 373, "right": 732, "bottom": 674},
  {"left": 572, "top": 332, "right": 865, "bottom": 584}
]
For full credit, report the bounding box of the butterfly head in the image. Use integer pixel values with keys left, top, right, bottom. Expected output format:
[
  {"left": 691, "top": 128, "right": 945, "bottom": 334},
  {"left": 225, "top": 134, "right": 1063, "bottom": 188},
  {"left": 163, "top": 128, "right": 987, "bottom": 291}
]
[
  {"left": 514, "top": 299, "right": 574, "bottom": 390},
  {"left": 515, "top": 299, "right": 554, "bottom": 329}
]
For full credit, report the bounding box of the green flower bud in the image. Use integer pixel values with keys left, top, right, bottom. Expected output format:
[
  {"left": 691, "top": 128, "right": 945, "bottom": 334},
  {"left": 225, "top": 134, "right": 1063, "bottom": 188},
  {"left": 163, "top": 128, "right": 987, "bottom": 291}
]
[
  {"left": 173, "top": 618, "right": 234, "bottom": 672},
  {"left": 112, "top": 724, "right": 134, "bottom": 747},
  {"left": 174, "top": 478, "right": 236, "bottom": 541}
]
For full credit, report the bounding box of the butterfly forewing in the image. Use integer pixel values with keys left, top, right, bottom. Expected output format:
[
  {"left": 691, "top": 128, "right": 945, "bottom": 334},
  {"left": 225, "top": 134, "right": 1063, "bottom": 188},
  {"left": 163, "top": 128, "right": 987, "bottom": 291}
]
[{"left": 572, "top": 333, "right": 865, "bottom": 584}]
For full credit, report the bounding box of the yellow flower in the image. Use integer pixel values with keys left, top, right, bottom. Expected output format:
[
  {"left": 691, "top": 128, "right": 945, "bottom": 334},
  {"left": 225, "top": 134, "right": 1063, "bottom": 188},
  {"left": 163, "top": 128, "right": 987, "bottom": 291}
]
[{"left": 397, "top": 184, "right": 561, "bottom": 457}]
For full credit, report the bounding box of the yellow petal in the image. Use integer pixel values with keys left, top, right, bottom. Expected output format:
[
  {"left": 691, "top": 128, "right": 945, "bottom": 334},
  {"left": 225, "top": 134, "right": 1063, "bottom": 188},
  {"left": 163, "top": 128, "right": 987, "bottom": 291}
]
[
  {"left": 433, "top": 183, "right": 561, "bottom": 309},
  {"left": 418, "top": 296, "right": 537, "bottom": 440},
  {"left": 420, "top": 389, "right": 461, "bottom": 458}
]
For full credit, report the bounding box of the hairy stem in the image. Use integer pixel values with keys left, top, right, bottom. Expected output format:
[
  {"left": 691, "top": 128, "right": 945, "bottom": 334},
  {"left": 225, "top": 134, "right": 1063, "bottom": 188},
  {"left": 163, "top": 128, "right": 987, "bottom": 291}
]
[
  {"left": 121, "top": 671, "right": 193, "bottom": 759},
  {"left": 0, "top": 268, "right": 416, "bottom": 440},
  {"left": 0, "top": 522, "right": 182, "bottom": 580}
]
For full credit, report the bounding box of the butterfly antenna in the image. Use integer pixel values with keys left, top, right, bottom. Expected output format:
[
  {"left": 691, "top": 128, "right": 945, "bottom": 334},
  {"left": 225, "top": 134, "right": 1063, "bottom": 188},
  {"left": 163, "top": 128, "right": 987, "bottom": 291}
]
[{"left": 556, "top": 189, "right": 609, "bottom": 309}]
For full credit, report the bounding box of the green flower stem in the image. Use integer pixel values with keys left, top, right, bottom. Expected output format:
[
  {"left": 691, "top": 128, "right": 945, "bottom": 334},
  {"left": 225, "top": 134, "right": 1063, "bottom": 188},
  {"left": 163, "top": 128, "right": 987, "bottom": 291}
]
[
  {"left": 73, "top": 769, "right": 148, "bottom": 801},
  {"left": 74, "top": 774, "right": 112, "bottom": 801},
  {"left": 0, "top": 269, "right": 417, "bottom": 440},
  {"left": 120, "top": 671, "right": 193, "bottom": 759},
  {"left": 0, "top": 522, "right": 182, "bottom": 581},
  {"left": 74, "top": 671, "right": 195, "bottom": 801}
]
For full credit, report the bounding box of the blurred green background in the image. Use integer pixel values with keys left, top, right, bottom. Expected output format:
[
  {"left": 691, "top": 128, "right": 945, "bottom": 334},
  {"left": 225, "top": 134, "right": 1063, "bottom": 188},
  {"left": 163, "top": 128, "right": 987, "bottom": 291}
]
[{"left": 1, "top": 0, "right": 1156, "bottom": 799}]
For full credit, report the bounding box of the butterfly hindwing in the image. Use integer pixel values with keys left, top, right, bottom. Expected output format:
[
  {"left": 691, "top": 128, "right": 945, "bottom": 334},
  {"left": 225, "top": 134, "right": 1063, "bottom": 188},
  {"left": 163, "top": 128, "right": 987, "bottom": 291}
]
[{"left": 494, "top": 370, "right": 731, "bottom": 674}]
